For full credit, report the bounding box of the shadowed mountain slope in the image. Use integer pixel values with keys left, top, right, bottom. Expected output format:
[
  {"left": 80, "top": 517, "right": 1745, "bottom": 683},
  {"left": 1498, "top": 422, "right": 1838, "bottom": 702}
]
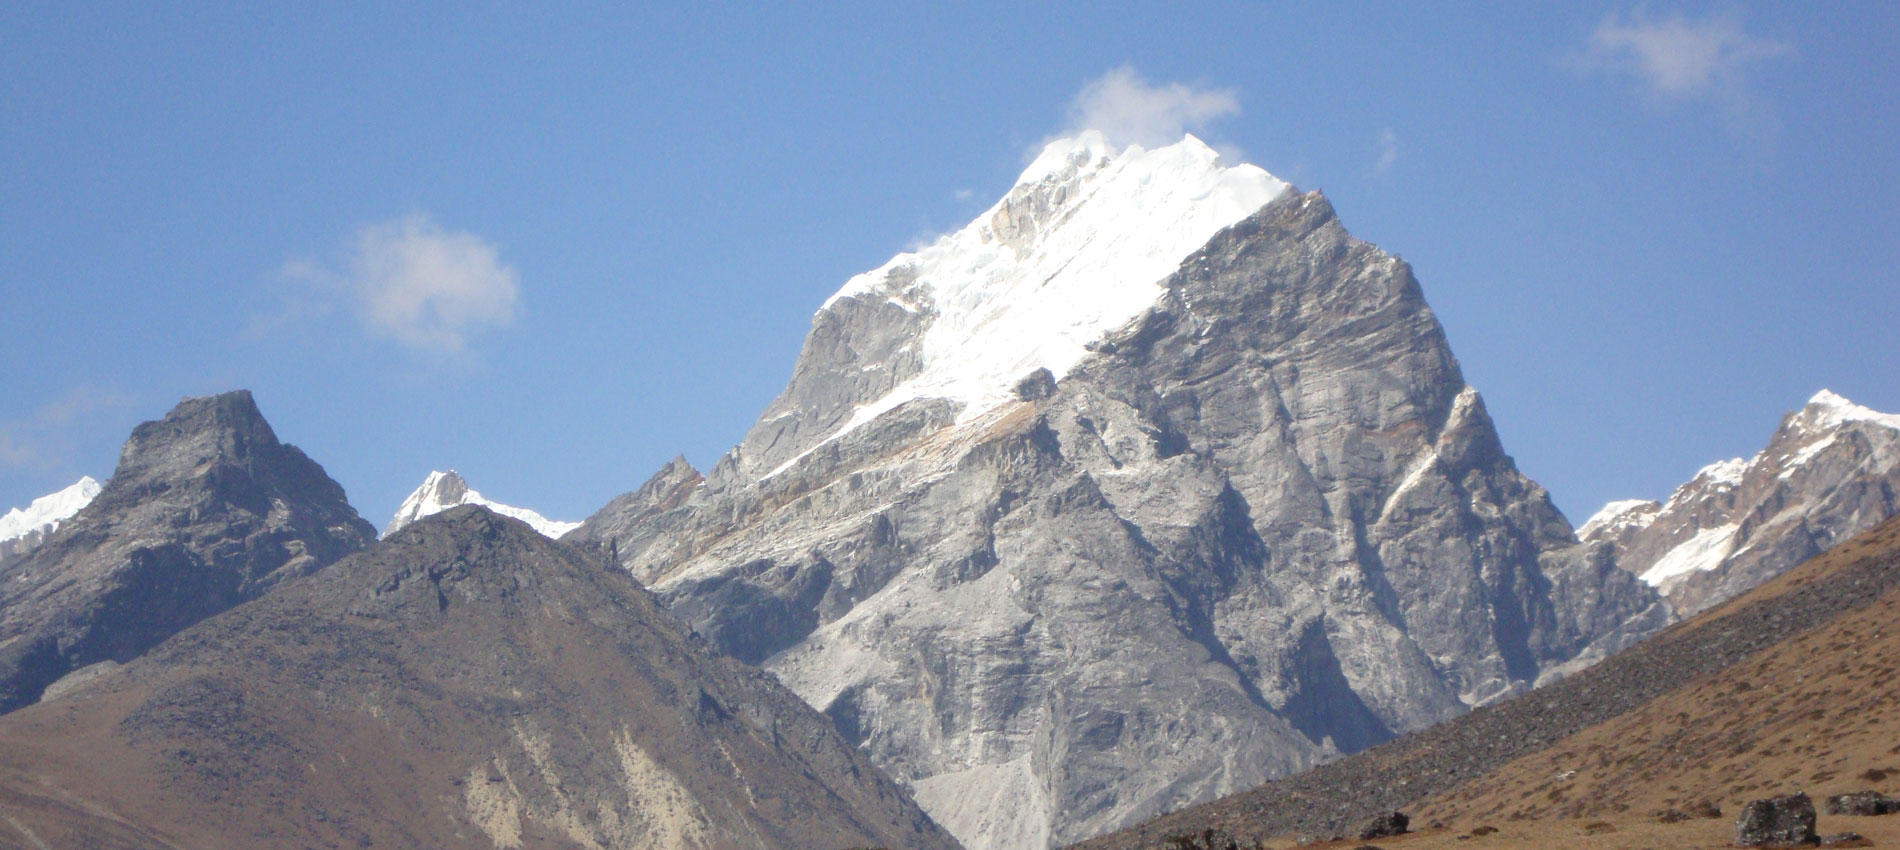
[{"left": 0, "top": 506, "right": 959, "bottom": 850}]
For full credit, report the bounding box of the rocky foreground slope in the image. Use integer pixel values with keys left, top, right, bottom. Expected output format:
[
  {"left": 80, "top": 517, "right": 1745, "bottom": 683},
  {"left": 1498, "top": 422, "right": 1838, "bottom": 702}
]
[
  {"left": 1074, "top": 514, "right": 1900, "bottom": 849},
  {"left": 0, "top": 507, "right": 959, "bottom": 850},
  {"left": 571, "top": 133, "right": 1663, "bottom": 850},
  {"left": 1580, "top": 390, "right": 1900, "bottom": 617},
  {"left": 0, "top": 391, "right": 376, "bottom": 713}
]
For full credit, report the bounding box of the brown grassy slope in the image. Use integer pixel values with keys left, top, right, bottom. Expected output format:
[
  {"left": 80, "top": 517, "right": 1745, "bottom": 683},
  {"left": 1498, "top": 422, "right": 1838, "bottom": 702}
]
[
  {"left": 1418, "top": 564, "right": 1900, "bottom": 824},
  {"left": 1073, "top": 515, "right": 1900, "bottom": 848}
]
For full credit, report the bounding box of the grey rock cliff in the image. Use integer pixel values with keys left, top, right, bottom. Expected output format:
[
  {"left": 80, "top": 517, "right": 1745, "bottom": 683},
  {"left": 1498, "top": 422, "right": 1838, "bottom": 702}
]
[
  {"left": 1580, "top": 390, "right": 1900, "bottom": 616},
  {"left": 0, "top": 390, "right": 376, "bottom": 713},
  {"left": 572, "top": 185, "right": 1662, "bottom": 850}
]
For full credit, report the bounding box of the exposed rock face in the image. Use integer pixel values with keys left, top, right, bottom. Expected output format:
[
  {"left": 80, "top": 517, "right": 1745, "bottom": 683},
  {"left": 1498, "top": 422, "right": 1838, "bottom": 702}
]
[
  {"left": 0, "top": 507, "right": 959, "bottom": 850},
  {"left": 1580, "top": 390, "right": 1900, "bottom": 616},
  {"left": 386, "top": 469, "right": 579, "bottom": 539},
  {"left": 1735, "top": 793, "right": 1818, "bottom": 846},
  {"left": 0, "top": 476, "right": 100, "bottom": 567},
  {"left": 573, "top": 136, "right": 1661, "bottom": 850},
  {"left": 0, "top": 391, "right": 376, "bottom": 713}
]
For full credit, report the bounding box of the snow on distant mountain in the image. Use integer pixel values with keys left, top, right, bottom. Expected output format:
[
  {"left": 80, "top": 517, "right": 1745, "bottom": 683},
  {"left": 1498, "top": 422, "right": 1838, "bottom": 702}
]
[
  {"left": 385, "top": 470, "right": 578, "bottom": 539},
  {"left": 0, "top": 476, "right": 101, "bottom": 565},
  {"left": 1580, "top": 390, "right": 1900, "bottom": 615}
]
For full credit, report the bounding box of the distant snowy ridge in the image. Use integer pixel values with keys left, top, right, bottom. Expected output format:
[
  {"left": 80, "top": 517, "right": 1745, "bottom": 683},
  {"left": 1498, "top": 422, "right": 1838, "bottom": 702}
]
[
  {"left": 385, "top": 470, "right": 578, "bottom": 539},
  {"left": 1580, "top": 389, "right": 1900, "bottom": 613},
  {"left": 0, "top": 476, "right": 102, "bottom": 563},
  {"left": 796, "top": 131, "right": 1288, "bottom": 466}
]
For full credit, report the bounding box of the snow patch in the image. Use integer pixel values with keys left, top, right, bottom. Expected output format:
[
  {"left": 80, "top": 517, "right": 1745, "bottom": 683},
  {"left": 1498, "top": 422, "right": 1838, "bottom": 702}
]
[
  {"left": 1802, "top": 389, "right": 1900, "bottom": 431},
  {"left": 1577, "top": 499, "right": 1661, "bottom": 540},
  {"left": 1639, "top": 523, "right": 1740, "bottom": 586},
  {"left": 818, "top": 130, "right": 1289, "bottom": 445},
  {"left": 1381, "top": 450, "right": 1440, "bottom": 517},
  {"left": 0, "top": 476, "right": 102, "bottom": 546},
  {"left": 1778, "top": 434, "right": 1839, "bottom": 479},
  {"left": 1691, "top": 458, "right": 1749, "bottom": 488},
  {"left": 386, "top": 470, "right": 579, "bottom": 539}
]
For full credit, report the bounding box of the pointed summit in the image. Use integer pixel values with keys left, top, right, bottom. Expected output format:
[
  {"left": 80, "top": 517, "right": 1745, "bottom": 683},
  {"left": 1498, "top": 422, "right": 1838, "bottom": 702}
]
[
  {"left": 386, "top": 469, "right": 578, "bottom": 539},
  {"left": 750, "top": 133, "right": 1290, "bottom": 478},
  {"left": 1795, "top": 388, "right": 1900, "bottom": 431},
  {"left": 579, "top": 137, "right": 1661, "bottom": 849},
  {"left": 0, "top": 391, "right": 375, "bottom": 713}
]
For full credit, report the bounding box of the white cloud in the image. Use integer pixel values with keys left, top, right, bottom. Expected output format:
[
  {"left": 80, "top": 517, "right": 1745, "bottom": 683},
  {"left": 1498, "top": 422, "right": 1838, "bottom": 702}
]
[
  {"left": 1064, "top": 66, "right": 1241, "bottom": 149},
  {"left": 1576, "top": 8, "right": 1791, "bottom": 139},
  {"left": 283, "top": 214, "right": 520, "bottom": 354},
  {"left": 1372, "top": 128, "right": 1399, "bottom": 177}
]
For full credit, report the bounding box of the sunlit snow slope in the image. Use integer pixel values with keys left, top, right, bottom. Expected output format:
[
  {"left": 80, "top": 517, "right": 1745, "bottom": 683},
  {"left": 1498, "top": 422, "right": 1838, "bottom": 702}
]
[
  {"left": 0, "top": 476, "right": 101, "bottom": 564},
  {"left": 794, "top": 131, "right": 1288, "bottom": 463}
]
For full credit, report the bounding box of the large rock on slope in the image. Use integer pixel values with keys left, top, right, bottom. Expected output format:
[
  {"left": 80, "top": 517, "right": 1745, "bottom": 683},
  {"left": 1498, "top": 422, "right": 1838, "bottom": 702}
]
[
  {"left": 571, "top": 134, "right": 1662, "bottom": 850},
  {"left": 1580, "top": 390, "right": 1900, "bottom": 616},
  {"left": 0, "top": 506, "right": 959, "bottom": 850},
  {"left": 0, "top": 391, "right": 376, "bottom": 713}
]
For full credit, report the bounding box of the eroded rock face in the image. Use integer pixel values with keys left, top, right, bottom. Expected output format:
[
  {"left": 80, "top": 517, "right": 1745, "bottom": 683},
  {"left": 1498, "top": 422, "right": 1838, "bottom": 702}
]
[
  {"left": 1580, "top": 391, "right": 1900, "bottom": 617},
  {"left": 0, "top": 391, "right": 377, "bottom": 713},
  {"left": 0, "top": 507, "right": 958, "bottom": 850},
  {"left": 573, "top": 185, "right": 1663, "bottom": 850}
]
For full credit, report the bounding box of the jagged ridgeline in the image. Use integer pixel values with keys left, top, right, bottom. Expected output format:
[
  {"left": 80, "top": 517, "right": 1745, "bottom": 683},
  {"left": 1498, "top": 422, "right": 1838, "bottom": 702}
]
[
  {"left": 570, "top": 132, "right": 1666, "bottom": 850},
  {"left": 0, "top": 394, "right": 956, "bottom": 849},
  {"left": 0, "top": 391, "right": 377, "bottom": 713}
]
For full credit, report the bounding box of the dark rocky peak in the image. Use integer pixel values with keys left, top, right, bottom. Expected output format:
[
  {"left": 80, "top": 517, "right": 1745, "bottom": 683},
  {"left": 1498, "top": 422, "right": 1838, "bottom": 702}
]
[
  {"left": 0, "top": 390, "right": 374, "bottom": 713},
  {"left": 342, "top": 505, "right": 616, "bottom": 624},
  {"left": 91, "top": 390, "right": 356, "bottom": 522}
]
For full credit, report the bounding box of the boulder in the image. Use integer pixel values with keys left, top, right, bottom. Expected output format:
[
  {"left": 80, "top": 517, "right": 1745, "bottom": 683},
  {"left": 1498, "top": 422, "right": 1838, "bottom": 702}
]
[
  {"left": 1735, "top": 793, "right": 1818, "bottom": 847},
  {"left": 1357, "top": 812, "right": 1409, "bottom": 840},
  {"left": 1823, "top": 791, "right": 1900, "bottom": 816}
]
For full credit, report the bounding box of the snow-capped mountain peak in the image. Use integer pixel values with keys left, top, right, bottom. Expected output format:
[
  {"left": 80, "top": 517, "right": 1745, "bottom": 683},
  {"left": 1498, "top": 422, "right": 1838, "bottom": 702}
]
[
  {"left": 1797, "top": 388, "right": 1900, "bottom": 432},
  {"left": 385, "top": 470, "right": 578, "bottom": 539},
  {"left": 0, "top": 476, "right": 102, "bottom": 563},
  {"left": 1581, "top": 390, "right": 1900, "bottom": 613},
  {"left": 803, "top": 131, "right": 1290, "bottom": 461}
]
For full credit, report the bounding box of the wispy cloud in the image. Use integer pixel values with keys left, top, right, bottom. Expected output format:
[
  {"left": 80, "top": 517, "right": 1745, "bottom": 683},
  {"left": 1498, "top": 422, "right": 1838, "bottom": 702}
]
[
  {"left": 276, "top": 214, "right": 520, "bottom": 355},
  {"left": 1574, "top": 8, "right": 1792, "bottom": 141},
  {"left": 0, "top": 386, "right": 133, "bottom": 471},
  {"left": 1063, "top": 66, "right": 1241, "bottom": 150},
  {"left": 1371, "top": 127, "right": 1399, "bottom": 177}
]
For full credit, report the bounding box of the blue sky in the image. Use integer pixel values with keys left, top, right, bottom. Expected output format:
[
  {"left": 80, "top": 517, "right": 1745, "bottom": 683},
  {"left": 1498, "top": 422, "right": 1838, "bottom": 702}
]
[{"left": 3, "top": 3, "right": 1896, "bottom": 529}]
